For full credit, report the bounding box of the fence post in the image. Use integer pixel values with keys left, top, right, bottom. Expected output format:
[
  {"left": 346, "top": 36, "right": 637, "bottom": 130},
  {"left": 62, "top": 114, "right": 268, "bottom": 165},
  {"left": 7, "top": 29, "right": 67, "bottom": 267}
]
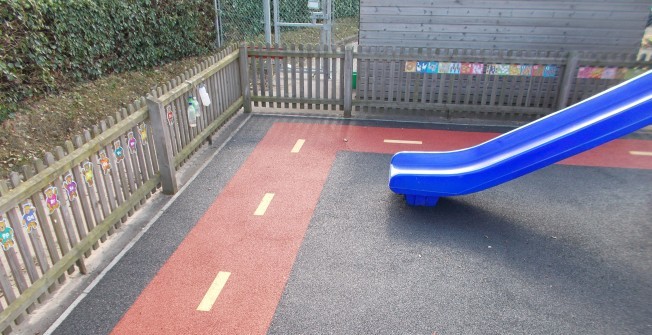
[
  {"left": 239, "top": 43, "right": 252, "bottom": 113},
  {"left": 146, "top": 95, "right": 178, "bottom": 194},
  {"left": 557, "top": 51, "right": 580, "bottom": 110},
  {"left": 343, "top": 45, "right": 353, "bottom": 117}
]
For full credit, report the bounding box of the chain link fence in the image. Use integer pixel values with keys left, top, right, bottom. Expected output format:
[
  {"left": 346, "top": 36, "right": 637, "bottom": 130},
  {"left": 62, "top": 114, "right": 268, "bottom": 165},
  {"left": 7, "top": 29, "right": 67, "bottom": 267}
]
[{"left": 215, "top": 0, "right": 359, "bottom": 46}]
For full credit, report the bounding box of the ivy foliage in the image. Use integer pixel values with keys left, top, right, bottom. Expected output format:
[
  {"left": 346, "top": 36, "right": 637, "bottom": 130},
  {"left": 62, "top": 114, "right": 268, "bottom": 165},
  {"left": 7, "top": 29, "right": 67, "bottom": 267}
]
[
  {"left": 1, "top": 0, "right": 54, "bottom": 121},
  {"left": 1, "top": 0, "right": 215, "bottom": 122}
]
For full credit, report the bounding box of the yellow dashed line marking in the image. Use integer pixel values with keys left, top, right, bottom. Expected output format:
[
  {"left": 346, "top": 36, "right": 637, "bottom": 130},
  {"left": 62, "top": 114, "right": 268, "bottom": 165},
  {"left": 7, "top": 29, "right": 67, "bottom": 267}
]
[
  {"left": 197, "top": 271, "right": 231, "bottom": 312},
  {"left": 384, "top": 139, "right": 423, "bottom": 145},
  {"left": 291, "top": 139, "right": 305, "bottom": 153},
  {"left": 629, "top": 151, "right": 652, "bottom": 156},
  {"left": 254, "top": 193, "right": 275, "bottom": 216}
]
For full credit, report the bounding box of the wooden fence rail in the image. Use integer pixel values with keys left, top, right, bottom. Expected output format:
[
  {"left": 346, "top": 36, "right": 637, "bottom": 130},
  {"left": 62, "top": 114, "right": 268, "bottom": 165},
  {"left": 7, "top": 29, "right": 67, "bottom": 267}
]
[{"left": 0, "top": 45, "right": 243, "bottom": 332}]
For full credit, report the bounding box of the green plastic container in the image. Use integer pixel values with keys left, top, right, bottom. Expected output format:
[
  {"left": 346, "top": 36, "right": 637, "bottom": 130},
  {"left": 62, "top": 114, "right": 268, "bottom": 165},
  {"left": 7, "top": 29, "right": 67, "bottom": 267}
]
[{"left": 352, "top": 72, "right": 357, "bottom": 90}]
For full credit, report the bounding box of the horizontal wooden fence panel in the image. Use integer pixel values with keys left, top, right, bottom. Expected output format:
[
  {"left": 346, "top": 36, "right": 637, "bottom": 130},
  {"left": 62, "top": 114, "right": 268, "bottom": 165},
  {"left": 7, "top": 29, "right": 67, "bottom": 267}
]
[{"left": 359, "top": 1, "right": 649, "bottom": 52}]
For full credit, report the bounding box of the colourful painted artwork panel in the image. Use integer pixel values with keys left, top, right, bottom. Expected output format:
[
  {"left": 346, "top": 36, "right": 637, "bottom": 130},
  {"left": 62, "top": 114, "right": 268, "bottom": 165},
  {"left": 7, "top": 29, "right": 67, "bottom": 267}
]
[
  {"left": 461, "top": 63, "right": 473, "bottom": 74},
  {"left": 577, "top": 67, "right": 593, "bottom": 79},
  {"left": 44, "top": 186, "right": 60, "bottom": 214},
  {"left": 138, "top": 123, "right": 148, "bottom": 145},
  {"left": 509, "top": 64, "right": 521, "bottom": 76},
  {"left": 496, "top": 64, "right": 510, "bottom": 75},
  {"left": 128, "top": 131, "right": 137, "bottom": 154},
  {"left": 449, "top": 63, "right": 461, "bottom": 74},
  {"left": 21, "top": 202, "right": 38, "bottom": 233},
  {"left": 82, "top": 161, "right": 94, "bottom": 187},
  {"left": 471, "top": 63, "right": 484, "bottom": 74},
  {"left": 62, "top": 173, "right": 79, "bottom": 202},
  {"left": 166, "top": 105, "right": 174, "bottom": 126},
  {"left": 114, "top": 140, "right": 125, "bottom": 163},
  {"left": 0, "top": 215, "right": 14, "bottom": 251},
  {"left": 401, "top": 60, "right": 600, "bottom": 80},
  {"left": 438, "top": 62, "right": 451, "bottom": 74},
  {"left": 601, "top": 67, "right": 617, "bottom": 80},
  {"left": 589, "top": 67, "right": 604, "bottom": 79},
  {"left": 410, "top": 61, "right": 439, "bottom": 74},
  {"left": 415, "top": 61, "right": 427, "bottom": 73},
  {"left": 405, "top": 61, "right": 417, "bottom": 73},
  {"left": 99, "top": 151, "right": 111, "bottom": 175},
  {"left": 532, "top": 65, "right": 544, "bottom": 77},
  {"left": 425, "top": 62, "right": 438, "bottom": 74},
  {"left": 543, "top": 65, "right": 557, "bottom": 78}
]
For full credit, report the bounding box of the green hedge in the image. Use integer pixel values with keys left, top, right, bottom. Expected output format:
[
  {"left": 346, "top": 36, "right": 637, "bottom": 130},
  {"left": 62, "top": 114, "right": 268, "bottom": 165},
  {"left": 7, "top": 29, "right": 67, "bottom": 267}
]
[
  {"left": 0, "top": 0, "right": 215, "bottom": 122},
  {"left": 333, "top": 0, "right": 359, "bottom": 18}
]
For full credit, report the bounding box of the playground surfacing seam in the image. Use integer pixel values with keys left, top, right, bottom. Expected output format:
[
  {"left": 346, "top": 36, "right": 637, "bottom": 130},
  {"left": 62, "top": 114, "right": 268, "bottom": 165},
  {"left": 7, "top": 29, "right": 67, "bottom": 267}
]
[{"left": 50, "top": 115, "right": 652, "bottom": 335}]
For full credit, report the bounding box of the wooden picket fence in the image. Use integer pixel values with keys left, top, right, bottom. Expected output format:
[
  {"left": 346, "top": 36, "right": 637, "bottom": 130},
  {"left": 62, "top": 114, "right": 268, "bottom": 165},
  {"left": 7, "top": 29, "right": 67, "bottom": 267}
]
[
  {"left": 245, "top": 44, "right": 350, "bottom": 113},
  {"left": 0, "top": 42, "right": 649, "bottom": 332},
  {"left": 246, "top": 44, "right": 348, "bottom": 112},
  {"left": 0, "top": 45, "right": 243, "bottom": 332},
  {"left": 244, "top": 44, "right": 651, "bottom": 121},
  {"left": 355, "top": 47, "right": 567, "bottom": 119}
]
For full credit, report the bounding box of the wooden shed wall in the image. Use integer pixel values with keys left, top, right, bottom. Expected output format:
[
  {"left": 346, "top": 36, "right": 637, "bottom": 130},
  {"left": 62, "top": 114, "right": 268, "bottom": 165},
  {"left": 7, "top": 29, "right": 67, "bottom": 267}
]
[{"left": 359, "top": 0, "right": 650, "bottom": 53}]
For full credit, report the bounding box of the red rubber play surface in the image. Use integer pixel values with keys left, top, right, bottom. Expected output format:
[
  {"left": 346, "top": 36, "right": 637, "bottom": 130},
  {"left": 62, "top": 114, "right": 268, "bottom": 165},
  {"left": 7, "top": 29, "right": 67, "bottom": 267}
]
[{"left": 111, "top": 123, "right": 652, "bottom": 334}]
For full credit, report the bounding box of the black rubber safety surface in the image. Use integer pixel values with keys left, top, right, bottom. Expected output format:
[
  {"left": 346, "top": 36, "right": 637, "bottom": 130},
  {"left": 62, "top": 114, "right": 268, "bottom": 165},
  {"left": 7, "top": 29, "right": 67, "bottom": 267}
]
[{"left": 269, "top": 151, "right": 652, "bottom": 335}]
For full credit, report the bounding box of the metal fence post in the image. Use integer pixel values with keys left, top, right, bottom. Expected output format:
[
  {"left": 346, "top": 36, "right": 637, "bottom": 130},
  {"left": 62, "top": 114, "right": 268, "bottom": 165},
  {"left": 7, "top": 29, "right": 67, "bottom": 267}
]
[
  {"left": 240, "top": 44, "right": 252, "bottom": 113},
  {"left": 557, "top": 51, "right": 580, "bottom": 110},
  {"left": 343, "top": 45, "right": 353, "bottom": 117},
  {"left": 146, "top": 95, "right": 178, "bottom": 194},
  {"left": 213, "top": 0, "right": 222, "bottom": 48},
  {"left": 263, "top": 0, "right": 272, "bottom": 44},
  {"left": 273, "top": 0, "right": 280, "bottom": 44}
]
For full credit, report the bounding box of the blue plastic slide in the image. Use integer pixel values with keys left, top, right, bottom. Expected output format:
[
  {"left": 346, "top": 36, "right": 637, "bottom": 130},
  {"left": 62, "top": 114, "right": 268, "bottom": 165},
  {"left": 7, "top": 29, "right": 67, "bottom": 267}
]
[{"left": 389, "top": 70, "right": 652, "bottom": 206}]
